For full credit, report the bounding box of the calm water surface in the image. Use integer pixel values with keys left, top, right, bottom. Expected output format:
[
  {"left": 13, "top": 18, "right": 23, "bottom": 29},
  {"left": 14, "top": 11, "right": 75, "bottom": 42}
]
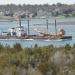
[{"left": 0, "top": 17, "right": 75, "bottom": 47}]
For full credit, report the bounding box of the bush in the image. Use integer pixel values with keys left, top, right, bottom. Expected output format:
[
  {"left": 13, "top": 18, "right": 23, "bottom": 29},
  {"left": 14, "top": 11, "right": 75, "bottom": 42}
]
[
  {"left": 65, "top": 44, "right": 71, "bottom": 51},
  {"left": 13, "top": 43, "right": 22, "bottom": 52}
]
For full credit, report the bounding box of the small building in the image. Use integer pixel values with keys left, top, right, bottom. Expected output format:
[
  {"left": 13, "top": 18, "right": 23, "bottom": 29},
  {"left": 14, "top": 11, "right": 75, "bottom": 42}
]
[
  {"left": 0, "top": 11, "right": 4, "bottom": 16},
  {"left": 37, "top": 10, "right": 52, "bottom": 18}
]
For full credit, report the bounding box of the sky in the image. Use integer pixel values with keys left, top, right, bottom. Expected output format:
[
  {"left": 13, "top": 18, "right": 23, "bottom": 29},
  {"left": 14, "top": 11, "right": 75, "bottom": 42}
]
[{"left": 0, "top": 0, "right": 75, "bottom": 5}]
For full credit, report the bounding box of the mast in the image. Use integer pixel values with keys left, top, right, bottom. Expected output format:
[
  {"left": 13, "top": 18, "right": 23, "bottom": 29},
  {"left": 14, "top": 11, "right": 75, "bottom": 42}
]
[
  {"left": 18, "top": 16, "right": 21, "bottom": 27},
  {"left": 27, "top": 19, "right": 30, "bottom": 35},
  {"left": 55, "top": 19, "right": 57, "bottom": 37},
  {"left": 46, "top": 19, "right": 48, "bottom": 31}
]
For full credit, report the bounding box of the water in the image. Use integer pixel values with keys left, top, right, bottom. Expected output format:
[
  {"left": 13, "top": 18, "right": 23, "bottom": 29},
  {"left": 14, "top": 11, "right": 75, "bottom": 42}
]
[{"left": 0, "top": 17, "right": 75, "bottom": 47}]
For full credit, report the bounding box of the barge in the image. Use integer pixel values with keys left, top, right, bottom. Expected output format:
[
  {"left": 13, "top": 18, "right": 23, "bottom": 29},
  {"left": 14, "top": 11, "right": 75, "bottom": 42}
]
[{"left": 0, "top": 17, "right": 72, "bottom": 40}]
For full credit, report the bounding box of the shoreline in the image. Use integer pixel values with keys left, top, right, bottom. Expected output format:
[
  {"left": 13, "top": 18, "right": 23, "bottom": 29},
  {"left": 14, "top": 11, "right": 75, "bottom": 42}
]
[
  {"left": 0, "top": 15, "right": 75, "bottom": 19},
  {"left": 0, "top": 16, "right": 75, "bottom": 25}
]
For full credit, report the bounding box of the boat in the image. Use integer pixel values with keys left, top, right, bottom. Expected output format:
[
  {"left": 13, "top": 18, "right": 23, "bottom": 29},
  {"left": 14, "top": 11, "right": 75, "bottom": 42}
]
[
  {"left": 0, "top": 16, "right": 72, "bottom": 40},
  {"left": 32, "top": 19, "right": 72, "bottom": 40}
]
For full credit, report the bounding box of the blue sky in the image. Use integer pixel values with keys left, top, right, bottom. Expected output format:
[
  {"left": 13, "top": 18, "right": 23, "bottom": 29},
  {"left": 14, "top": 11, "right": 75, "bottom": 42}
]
[{"left": 0, "top": 0, "right": 75, "bottom": 5}]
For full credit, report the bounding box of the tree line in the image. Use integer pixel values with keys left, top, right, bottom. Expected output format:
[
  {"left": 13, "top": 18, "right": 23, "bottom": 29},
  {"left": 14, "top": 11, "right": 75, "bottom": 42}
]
[{"left": 0, "top": 3, "right": 75, "bottom": 17}]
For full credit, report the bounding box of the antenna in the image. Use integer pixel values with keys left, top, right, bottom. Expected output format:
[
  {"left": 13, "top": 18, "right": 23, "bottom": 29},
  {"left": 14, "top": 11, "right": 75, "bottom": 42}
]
[{"left": 55, "top": 19, "right": 57, "bottom": 37}]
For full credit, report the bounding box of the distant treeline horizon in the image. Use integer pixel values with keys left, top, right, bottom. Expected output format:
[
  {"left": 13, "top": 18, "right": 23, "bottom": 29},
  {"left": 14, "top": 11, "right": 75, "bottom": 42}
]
[{"left": 0, "top": 3, "right": 75, "bottom": 17}]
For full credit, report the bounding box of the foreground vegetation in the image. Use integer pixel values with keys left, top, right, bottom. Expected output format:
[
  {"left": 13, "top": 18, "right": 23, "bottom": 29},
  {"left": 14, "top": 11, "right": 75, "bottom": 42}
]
[{"left": 0, "top": 43, "right": 75, "bottom": 75}]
